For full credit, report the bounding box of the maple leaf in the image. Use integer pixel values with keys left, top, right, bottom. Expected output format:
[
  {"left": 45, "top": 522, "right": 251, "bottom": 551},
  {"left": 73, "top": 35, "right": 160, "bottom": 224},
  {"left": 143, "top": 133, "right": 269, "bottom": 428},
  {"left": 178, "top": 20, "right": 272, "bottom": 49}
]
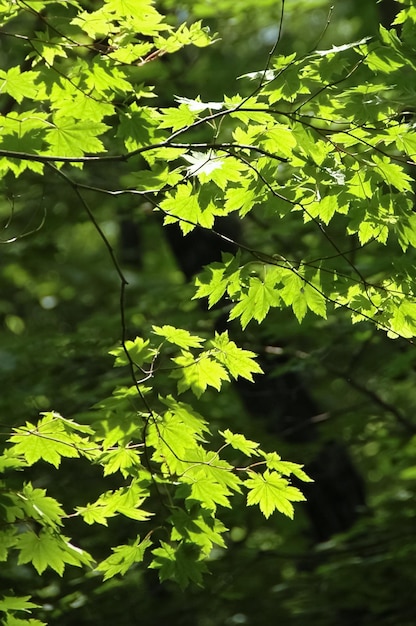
[
  {"left": 245, "top": 471, "right": 306, "bottom": 519},
  {"left": 96, "top": 534, "right": 152, "bottom": 580},
  {"left": 150, "top": 542, "right": 207, "bottom": 589},
  {"left": 220, "top": 429, "right": 260, "bottom": 457},
  {"left": 209, "top": 331, "right": 263, "bottom": 380},
  {"left": 152, "top": 325, "right": 205, "bottom": 349},
  {"left": 45, "top": 115, "right": 109, "bottom": 156},
  {"left": 171, "top": 351, "right": 230, "bottom": 398},
  {"left": 229, "top": 275, "right": 281, "bottom": 328}
]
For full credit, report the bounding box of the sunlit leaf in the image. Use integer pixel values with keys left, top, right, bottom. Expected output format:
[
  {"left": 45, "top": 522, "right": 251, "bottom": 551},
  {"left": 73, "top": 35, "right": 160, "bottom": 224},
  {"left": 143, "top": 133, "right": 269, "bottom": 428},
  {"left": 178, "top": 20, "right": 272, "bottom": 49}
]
[{"left": 245, "top": 471, "right": 306, "bottom": 519}]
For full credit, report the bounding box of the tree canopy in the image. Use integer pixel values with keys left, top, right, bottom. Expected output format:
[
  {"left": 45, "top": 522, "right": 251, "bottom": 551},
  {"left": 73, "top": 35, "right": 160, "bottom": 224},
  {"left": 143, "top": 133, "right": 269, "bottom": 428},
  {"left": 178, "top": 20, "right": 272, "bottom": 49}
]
[{"left": 1, "top": 1, "right": 416, "bottom": 625}]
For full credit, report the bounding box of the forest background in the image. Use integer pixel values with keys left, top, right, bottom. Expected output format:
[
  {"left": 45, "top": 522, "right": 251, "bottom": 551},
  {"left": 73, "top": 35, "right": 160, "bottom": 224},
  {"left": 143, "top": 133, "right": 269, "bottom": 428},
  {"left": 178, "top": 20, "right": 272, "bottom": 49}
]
[{"left": 1, "top": 0, "right": 416, "bottom": 625}]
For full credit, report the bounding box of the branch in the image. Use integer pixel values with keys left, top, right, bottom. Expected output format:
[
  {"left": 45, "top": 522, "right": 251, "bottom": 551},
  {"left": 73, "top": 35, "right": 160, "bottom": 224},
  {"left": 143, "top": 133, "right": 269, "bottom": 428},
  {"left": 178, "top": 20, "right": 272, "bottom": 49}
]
[
  {"left": 330, "top": 368, "right": 416, "bottom": 434},
  {"left": 0, "top": 140, "right": 288, "bottom": 166}
]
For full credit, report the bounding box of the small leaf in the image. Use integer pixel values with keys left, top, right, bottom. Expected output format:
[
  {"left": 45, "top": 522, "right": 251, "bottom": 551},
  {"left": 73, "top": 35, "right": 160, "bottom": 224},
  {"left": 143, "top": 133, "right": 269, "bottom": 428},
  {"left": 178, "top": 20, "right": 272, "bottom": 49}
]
[
  {"left": 8, "top": 412, "right": 92, "bottom": 468},
  {"left": 110, "top": 337, "right": 155, "bottom": 367},
  {"left": 190, "top": 477, "right": 232, "bottom": 511},
  {"left": 16, "top": 531, "right": 75, "bottom": 575},
  {"left": 220, "top": 429, "right": 260, "bottom": 456},
  {"left": 45, "top": 115, "right": 109, "bottom": 156},
  {"left": 193, "top": 253, "right": 242, "bottom": 308},
  {"left": 0, "top": 596, "right": 39, "bottom": 613},
  {"left": 19, "top": 483, "right": 64, "bottom": 530},
  {"left": 0, "top": 67, "right": 39, "bottom": 103},
  {"left": 245, "top": 470, "right": 305, "bottom": 519},
  {"left": 152, "top": 325, "right": 205, "bottom": 349},
  {"left": 171, "top": 351, "right": 230, "bottom": 398},
  {"left": 372, "top": 154, "right": 412, "bottom": 191},
  {"left": 150, "top": 541, "right": 207, "bottom": 588},
  {"left": 209, "top": 332, "right": 263, "bottom": 381},
  {"left": 262, "top": 453, "right": 313, "bottom": 483},
  {"left": 99, "top": 446, "right": 142, "bottom": 478},
  {"left": 229, "top": 274, "right": 281, "bottom": 329},
  {"left": 96, "top": 534, "right": 152, "bottom": 580},
  {"left": 161, "top": 182, "right": 222, "bottom": 234}
]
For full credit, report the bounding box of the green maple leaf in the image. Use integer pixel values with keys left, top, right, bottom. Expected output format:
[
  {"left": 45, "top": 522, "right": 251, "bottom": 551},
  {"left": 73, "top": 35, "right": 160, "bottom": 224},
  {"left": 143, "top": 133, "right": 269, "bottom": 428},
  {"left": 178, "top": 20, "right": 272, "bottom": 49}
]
[
  {"left": 0, "top": 595, "right": 39, "bottom": 613},
  {"left": 209, "top": 331, "right": 263, "bottom": 380},
  {"left": 262, "top": 452, "right": 313, "bottom": 482},
  {"left": 396, "top": 129, "right": 416, "bottom": 158},
  {"left": 0, "top": 528, "right": 17, "bottom": 561},
  {"left": 229, "top": 274, "right": 281, "bottom": 329},
  {"left": 147, "top": 409, "right": 205, "bottom": 473},
  {"left": 30, "top": 32, "right": 67, "bottom": 66},
  {"left": 159, "top": 105, "right": 197, "bottom": 132},
  {"left": 182, "top": 447, "right": 242, "bottom": 494},
  {"left": 78, "top": 482, "right": 152, "bottom": 525},
  {"left": 76, "top": 502, "right": 114, "bottom": 526},
  {"left": 280, "top": 271, "right": 326, "bottom": 322},
  {"left": 106, "top": 0, "right": 169, "bottom": 35},
  {"left": 2, "top": 616, "right": 45, "bottom": 626},
  {"left": 9, "top": 412, "right": 91, "bottom": 468},
  {"left": 46, "top": 115, "right": 109, "bottom": 156},
  {"left": 318, "top": 193, "right": 346, "bottom": 224},
  {"left": 171, "top": 351, "right": 230, "bottom": 397},
  {"left": 0, "top": 451, "right": 26, "bottom": 473},
  {"left": 19, "top": 484, "right": 64, "bottom": 530},
  {"left": 152, "top": 325, "right": 205, "bottom": 349},
  {"left": 193, "top": 253, "right": 242, "bottom": 308},
  {"left": 292, "top": 123, "right": 328, "bottom": 165},
  {"left": 194, "top": 264, "right": 228, "bottom": 307},
  {"left": 169, "top": 509, "right": 227, "bottom": 556},
  {"left": 291, "top": 292, "right": 308, "bottom": 323},
  {"left": 9, "top": 424, "right": 77, "bottom": 468},
  {"left": 110, "top": 336, "right": 155, "bottom": 367},
  {"left": 395, "top": 212, "right": 416, "bottom": 251},
  {"left": 99, "top": 447, "right": 142, "bottom": 478},
  {"left": 0, "top": 67, "right": 39, "bottom": 103},
  {"left": 117, "top": 104, "right": 160, "bottom": 151},
  {"left": 160, "top": 396, "right": 209, "bottom": 437},
  {"left": 303, "top": 281, "right": 327, "bottom": 319},
  {"left": 150, "top": 541, "right": 207, "bottom": 588},
  {"left": 85, "top": 59, "right": 131, "bottom": 95},
  {"left": 0, "top": 490, "right": 24, "bottom": 524},
  {"left": 161, "top": 182, "right": 222, "bottom": 234},
  {"left": 262, "top": 123, "right": 297, "bottom": 158},
  {"left": 71, "top": 8, "right": 114, "bottom": 39},
  {"left": 224, "top": 183, "right": 257, "bottom": 217},
  {"left": 190, "top": 477, "right": 232, "bottom": 511},
  {"left": 245, "top": 470, "right": 306, "bottom": 519},
  {"left": 220, "top": 429, "right": 260, "bottom": 457},
  {"left": 96, "top": 534, "right": 152, "bottom": 580},
  {"left": 116, "top": 506, "right": 153, "bottom": 522},
  {"left": 128, "top": 163, "right": 181, "bottom": 191},
  {"left": 17, "top": 531, "right": 68, "bottom": 575},
  {"left": 372, "top": 154, "right": 412, "bottom": 192}
]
